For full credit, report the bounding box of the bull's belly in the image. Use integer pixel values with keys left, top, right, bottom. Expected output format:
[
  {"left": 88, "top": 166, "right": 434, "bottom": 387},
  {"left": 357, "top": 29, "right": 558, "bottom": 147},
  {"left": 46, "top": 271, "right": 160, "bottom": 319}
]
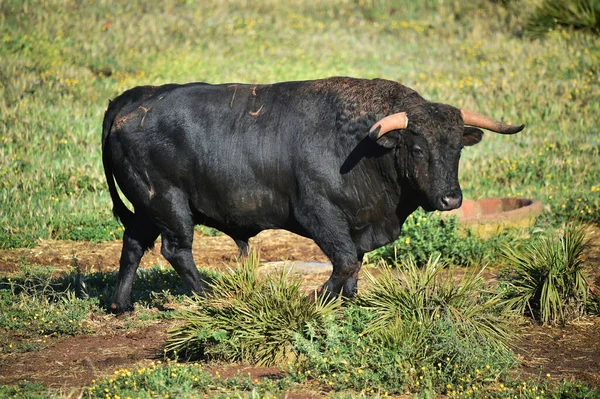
[{"left": 188, "top": 188, "right": 293, "bottom": 234}]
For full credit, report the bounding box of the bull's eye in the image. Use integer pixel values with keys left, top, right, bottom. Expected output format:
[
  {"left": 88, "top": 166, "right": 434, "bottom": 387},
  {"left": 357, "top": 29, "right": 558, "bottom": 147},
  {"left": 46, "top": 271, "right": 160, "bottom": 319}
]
[{"left": 411, "top": 146, "right": 424, "bottom": 158}]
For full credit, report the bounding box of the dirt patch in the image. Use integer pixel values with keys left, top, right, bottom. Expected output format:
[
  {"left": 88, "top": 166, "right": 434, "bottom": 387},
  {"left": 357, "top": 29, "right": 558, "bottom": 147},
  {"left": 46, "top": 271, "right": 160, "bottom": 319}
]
[
  {"left": 0, "top": 321, "right": 167, "bottom": 389},
  {"left": 516, "top": 317, "right": 600, "bottom": 387},
  {"left": 0, "top": 229, "right": 328, "bottom": 275}
]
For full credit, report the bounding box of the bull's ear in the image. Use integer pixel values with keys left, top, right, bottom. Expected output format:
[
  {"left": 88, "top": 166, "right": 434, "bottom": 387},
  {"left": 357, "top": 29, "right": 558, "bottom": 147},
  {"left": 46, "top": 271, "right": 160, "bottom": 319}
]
[
  {"left": 374, "top": 130, "right": 402, "bottom": 148},
  {"left": 463, "top": 127, "right": 483, "bottom": 147}
]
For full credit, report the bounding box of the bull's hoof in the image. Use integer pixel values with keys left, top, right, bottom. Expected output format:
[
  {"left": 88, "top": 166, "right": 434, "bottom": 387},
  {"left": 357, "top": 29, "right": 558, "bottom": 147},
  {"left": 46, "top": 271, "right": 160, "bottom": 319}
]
[
  {"left": 109, "top": 302, "right": 134, "bottom": 314},
  {"left": 309, "top": 277, "right": 357, "bottom": 303}
]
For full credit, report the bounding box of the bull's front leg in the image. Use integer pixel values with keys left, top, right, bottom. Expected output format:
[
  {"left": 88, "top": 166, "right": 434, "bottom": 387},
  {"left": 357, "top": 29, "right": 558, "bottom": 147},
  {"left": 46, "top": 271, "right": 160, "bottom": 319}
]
[
  {"left": 321, "top": 252, "right": 362, "bottom": 299},
  {"left": 294, "top": 201, "right": 361, "bottom": 299}
]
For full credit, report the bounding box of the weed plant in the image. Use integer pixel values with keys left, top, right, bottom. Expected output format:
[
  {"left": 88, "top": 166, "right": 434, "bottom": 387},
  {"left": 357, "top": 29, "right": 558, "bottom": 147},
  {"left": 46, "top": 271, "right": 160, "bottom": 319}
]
[
  {"left": 358, "top": 257, "right": 515, "bottom": 348},
  {"left": 294, "top": 308, "right": 516, "bottom": 395},
  {"left": 368, "top": 209, "right": 522, "bottom": 266},
  {"left": 526, "top": 0, "right": 600, "bottom": 37},
  {"left": 294, "top": 257, "right": 516, "bottom": 395},
  {"left": 501, "top": 224, "right": 590, "bottom": 325},
  {"left": 84, "top": 360, "right": 292, "bottom": 399},
  {"left": 75, "top": 360, "right": 599, "bottom": 399},
  {"left": 167, "top": 252, "right": 341, "bottom": 365}
]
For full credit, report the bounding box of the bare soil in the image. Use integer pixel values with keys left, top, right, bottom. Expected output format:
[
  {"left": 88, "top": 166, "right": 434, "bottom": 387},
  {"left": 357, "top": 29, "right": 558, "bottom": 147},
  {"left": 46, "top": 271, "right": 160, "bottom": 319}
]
[
  {"left": 0, "top": 229, "right": 329, "bottom": 275},
  {"left": 1, "top": 228, "right": 599, "bottom": 393}
]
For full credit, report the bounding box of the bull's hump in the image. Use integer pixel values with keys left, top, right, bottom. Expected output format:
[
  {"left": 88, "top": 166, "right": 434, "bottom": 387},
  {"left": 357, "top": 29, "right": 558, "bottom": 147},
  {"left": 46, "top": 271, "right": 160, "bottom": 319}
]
[{"left": 300, "top": 77, "right": 419, "bottom": 113}]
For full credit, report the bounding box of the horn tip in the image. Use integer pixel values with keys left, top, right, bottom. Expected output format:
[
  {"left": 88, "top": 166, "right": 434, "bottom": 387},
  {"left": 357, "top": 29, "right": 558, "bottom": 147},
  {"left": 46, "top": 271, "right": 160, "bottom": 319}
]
[
  {"left": 369, "top": 125, "right": 382, "bottom": 140},
  {"left": 506, "top": 124, "right": 525, "bottom": 134}
]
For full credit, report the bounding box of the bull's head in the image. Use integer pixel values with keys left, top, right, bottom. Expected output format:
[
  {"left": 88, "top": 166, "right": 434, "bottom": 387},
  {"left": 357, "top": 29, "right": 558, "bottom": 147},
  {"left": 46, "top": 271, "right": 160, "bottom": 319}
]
[{"left": 368, "top": 103, "right": 524, "bottom": 212}]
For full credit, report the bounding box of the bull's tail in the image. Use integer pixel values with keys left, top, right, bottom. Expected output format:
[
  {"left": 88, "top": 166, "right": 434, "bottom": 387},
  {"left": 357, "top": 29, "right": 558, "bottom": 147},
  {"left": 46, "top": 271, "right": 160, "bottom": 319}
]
[{"left": 102, "top": 99, "right": 135, "bottom": 229}]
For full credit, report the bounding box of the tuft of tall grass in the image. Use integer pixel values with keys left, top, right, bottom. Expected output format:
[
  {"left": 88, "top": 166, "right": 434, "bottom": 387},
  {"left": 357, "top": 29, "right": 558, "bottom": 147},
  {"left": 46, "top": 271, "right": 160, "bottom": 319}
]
[
  {"left": 525, "top": 0, "right": 600, "bottom": 37},
  {"left": 166, "top": 251, "right": 341, "bottom": 366},
  {"left": 501, "top": 224, "right": 589, "bottom": 325},
  {"left": 358, "top": 256, "right": 515, "bottom": 349}
]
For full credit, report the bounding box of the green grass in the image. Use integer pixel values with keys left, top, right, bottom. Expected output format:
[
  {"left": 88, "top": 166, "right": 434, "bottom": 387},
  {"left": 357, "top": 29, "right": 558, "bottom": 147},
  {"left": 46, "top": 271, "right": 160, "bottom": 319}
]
[
  {"left": 167, "top": 251, "right": 341, "bottom": 366},
  {"left": 0, "top": 381, "right": 48, "bottom": 399},
  {"left": 0, "top": 263, "right": 219, "bottom": 354},
  {"left": 83, "top": 360, "right": 293, "bottom": 399},
  {"left": 0, "top": 266, "right": 99, "bottom": 353},
  {"left": 1, "top": 0, "right": 599, "bottom": 249},
  {"left": 58, "top": 262, "right": 217, "bottom": 311}
]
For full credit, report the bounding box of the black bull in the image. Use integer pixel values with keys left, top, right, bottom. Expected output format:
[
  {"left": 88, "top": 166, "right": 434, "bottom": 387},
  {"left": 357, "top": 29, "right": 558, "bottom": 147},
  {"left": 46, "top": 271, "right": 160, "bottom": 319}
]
[{"left": 102, "top": 77, "right": 524, "bottom": 313}]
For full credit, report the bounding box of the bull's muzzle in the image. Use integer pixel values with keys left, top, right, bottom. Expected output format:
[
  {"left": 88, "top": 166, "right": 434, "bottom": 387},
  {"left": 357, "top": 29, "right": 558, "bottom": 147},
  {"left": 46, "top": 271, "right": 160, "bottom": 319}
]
[{"left": 437, "top": 190, "right": 462, "bottom": 211}]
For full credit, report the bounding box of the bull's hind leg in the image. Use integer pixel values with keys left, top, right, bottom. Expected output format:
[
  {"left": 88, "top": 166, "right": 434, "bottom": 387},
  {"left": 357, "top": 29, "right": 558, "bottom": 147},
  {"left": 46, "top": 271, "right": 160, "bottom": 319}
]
[
  {"left": 233, "top": 237, "right": 250, "bottom": 258},
  {"left": 111, "top": 214, "right": 159, "bottom": 313},
  {"left": 160, "top": 231, "right": 208, "bottom": 294},
  {"left": 154, "top": 195, "right": 208, "bottom": 294}
]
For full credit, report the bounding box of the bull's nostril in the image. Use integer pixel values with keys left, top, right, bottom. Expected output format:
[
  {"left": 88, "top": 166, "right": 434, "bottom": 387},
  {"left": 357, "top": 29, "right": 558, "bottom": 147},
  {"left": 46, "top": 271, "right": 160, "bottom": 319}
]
[{"left": 440, "top": 193, "right": 462, "bottom": 210}]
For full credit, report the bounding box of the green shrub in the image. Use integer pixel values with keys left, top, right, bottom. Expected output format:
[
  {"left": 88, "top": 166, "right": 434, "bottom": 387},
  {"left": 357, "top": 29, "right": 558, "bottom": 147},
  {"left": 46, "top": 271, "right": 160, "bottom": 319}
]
[
  {"left": 525, "top": 0, "right": 600, "bottom": 37},
  {"left": 501, "top": 224, "right": 589, "bottom": 325},
  {"left": 166, "top": 251, "right": 341, "bottom": 365},
  {"left": 358, "top": 257, "right": 515, "bottom": 348},
  {"left": 293, "top": 308, "right": 516, "bottom": 395},
  {"left": 368, "top": 210, "right": 520, "bottom": 267},
  {"left": 293, "top": 257, "right": 517, "bottom": 395}
]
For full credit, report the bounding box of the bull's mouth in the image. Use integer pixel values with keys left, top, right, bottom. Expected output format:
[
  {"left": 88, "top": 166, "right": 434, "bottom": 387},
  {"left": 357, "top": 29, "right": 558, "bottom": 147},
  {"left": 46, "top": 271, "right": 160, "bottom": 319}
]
[{"left": 420, "top": 202, "right": 438, "bottom": 212}]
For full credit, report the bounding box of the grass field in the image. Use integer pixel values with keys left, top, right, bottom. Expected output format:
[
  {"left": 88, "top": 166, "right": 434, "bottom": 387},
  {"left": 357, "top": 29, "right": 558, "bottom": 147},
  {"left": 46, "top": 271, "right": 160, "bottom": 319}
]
[
  {"left": 1, "top": 0, "right": 599, "bottom": 248},
  {"left": 1, "top": 0, "right": 600, "bottom": 397}
]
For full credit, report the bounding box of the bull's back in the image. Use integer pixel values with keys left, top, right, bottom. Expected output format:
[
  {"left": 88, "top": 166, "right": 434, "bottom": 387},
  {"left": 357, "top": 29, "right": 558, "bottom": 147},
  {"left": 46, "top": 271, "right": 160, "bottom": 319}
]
[{"left": 107, "top": 81, "right": 326, "bottom": 231}]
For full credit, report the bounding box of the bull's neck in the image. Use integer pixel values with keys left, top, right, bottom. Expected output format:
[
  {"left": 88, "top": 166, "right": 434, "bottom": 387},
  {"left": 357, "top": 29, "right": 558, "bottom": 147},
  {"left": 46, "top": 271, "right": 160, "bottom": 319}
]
[{"left": 380, "top": 149, "right": 421, "bottom": 226}]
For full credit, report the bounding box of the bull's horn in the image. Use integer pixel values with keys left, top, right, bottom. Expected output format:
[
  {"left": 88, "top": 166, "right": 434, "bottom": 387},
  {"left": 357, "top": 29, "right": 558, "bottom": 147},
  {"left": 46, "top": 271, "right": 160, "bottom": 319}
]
[
  {"left": 461, "top": 109, "right": 524, "bottom": 134},
  {"left": 369, "top": 112, "right": 408, "bottom": 140}
]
